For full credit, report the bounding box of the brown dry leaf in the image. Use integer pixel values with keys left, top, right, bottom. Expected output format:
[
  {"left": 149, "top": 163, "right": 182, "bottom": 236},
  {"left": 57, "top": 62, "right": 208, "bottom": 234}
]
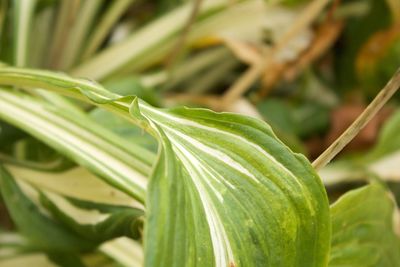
[
  {"left": 284, "top": 20, "right": 343, "bottom": 80},
  {"left": 259, "top": 19, "right": 343, "bottom": 98},
  {"left": 356, "top": 23, "right": 400, "bottom": 78},
  {"left": 306, "top": 104, "right": 393, "bottom": 159},
  {"left": 325, "top": 104, "right": 393, "bottom": 151}
]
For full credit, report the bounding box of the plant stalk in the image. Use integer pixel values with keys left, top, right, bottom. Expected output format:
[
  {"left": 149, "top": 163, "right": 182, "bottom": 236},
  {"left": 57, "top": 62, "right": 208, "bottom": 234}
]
[{"left": 312, "top": 68, "right": 400, "bottom": 170}]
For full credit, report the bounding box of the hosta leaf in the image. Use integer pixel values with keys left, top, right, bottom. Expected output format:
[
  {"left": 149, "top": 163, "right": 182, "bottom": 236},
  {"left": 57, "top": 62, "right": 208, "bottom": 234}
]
[
  {"left": 364, "top": 109, "right": 400, "bottom": 161},
  {"left": 0, "top": 165, "right": 95, "bottom": 252},
  {"left": 137, "top": 105, "right": 330, "bottom": 267},
  {"left": 0, "top": 164, "right": 143, "bottom": 266},
  {"left": 0, "top": 231, "right": 35, "bottom": 258},
  {"left": 90, "top": 108, "right": 158, "bottom": 152},
  {"left": 5, "top": 165, "right": 141, "bottom": 207},
  {"left": 0, "top": 88, "right": 153, "bottom": 202},
  {"left": 39, "top": 191, "right": 144, "bottom": 242},
  {"left": 0, "top": 231, "right": 126, "bottom": 267},
  {"left": 100, "top": 237, "right": 144, "bottom": 267},
  {"left": 0, "top": 253, "right": 57, "bottom": 267},
  {"left": 0, "top": 67, "right": 331, "bottom": 266},
  {"left": 329, "top": 183, "right": 400, "bottom": 267}
]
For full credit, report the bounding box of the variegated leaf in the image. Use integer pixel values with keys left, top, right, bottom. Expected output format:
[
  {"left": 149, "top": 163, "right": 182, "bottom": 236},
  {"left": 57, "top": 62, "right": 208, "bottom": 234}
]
[
  {"left": 0, "top": 88, "right": 153, "bottom": 202},
  {"left": 0, "top": 67, "right": 331, "bottom": 267},
  {"left": 137, "top": 104, "right": 330, "bottom": 267},
  {"left": 0, "top": 165, "right": 94, "bottom": 252}
]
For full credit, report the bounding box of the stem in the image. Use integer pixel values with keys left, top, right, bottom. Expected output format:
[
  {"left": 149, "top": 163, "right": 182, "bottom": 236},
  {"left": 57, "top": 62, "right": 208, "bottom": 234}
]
[{"left": 312, "top": 68, "right": 400, "bottom": 170}]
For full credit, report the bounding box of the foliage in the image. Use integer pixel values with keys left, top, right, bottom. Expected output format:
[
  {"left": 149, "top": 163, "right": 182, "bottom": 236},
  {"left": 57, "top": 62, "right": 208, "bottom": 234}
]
[{"left": 0, "top": 0, "right": 400, "bottom": 266}]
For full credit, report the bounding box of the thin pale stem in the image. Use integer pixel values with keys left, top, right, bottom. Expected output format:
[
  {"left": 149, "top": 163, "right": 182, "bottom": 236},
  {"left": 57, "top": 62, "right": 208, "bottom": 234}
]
[{"left": 312, "top": 68, "right": 400, "bottom": 170}]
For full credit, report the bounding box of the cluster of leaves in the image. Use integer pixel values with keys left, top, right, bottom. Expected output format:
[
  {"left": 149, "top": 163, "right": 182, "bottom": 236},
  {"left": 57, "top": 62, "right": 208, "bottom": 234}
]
[{"left": 0, "top": 0, "right": 399, "bottom": 266}]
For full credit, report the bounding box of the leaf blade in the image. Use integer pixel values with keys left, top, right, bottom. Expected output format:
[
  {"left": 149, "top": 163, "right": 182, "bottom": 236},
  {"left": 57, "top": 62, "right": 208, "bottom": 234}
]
[
  {"left": 0, "top": 89, "right": 150, "bottom": 202},
  {"left": 0, "top": 67, "right": 331, "bottom": 266},
  {"left": 139, "top": 106, "right": 331, "bottom": 266},
  {"left": 329, "top": 183, "right": 400, "bottom": 267}
]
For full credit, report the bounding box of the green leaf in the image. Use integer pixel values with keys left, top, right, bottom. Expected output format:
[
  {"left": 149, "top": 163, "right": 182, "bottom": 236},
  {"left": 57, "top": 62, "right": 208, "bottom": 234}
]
[
  {"left": 329, "top": 183, "right": 400, "bottom": 267},
  {"left": 39, "top": 191, "right": 144, "bottom": 242},
  {"left": 5, "top": 165, "right": 141, "bottom": 207},
  {"left": 0, "top": 88, "right": 153, "bottom": 202},
  {"left": 81, "top": 0, "right": 135, "bottom": 60},
  {"left": 99, "top": 237, "right": 143, "bottom": 267},
  {"left": 0, "top": 67, "right": 331, "bottom": 266},
  {"left": 0, "top": 253, "right": 57, "bottom": 267},
  {"left": 0, "top": 231, "right": 37, "bottom": 258},
  {"left": 138, "top": 105, "right": 330, "bottom": 266},
  {"left": 0, "top": 231, "right": 125, "bottom": 267},
  {"left": 12, "top": 0, "right": 37, "bottom": 67},
  {"left": 59, "top": 0, "right": 104, "bottom": 69},
  {"left": 0, "top": 165, "right": 95, "bottom": 252},
  {"left": 365, "top": 109, "right": 400, "bottom": 161},
  {"left": 0, "top": 0, "right": 7, "bottom": 38},
  {"left": 90, "top": 108, "right": 158, "bottom": 152}
]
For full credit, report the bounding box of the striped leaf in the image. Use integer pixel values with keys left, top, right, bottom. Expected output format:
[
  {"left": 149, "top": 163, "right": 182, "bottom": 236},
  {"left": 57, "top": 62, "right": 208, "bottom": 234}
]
[
  {"left": 0, "top": 67, "right": 331, "bottom": 266},
  {"left": 0, "top": 165, "right": 95, "bottom": 252},
  {"left": 5, "top": 165, "right": 141, "bottom": 207},
  {"left": 100, "top": 237, "right": 144, "bottom": 267},
  {"left": 137, "top": 105, "right": 330, "bottom": 267},
  {"left": 39, "top": 191, "right": 144, "bottom": 243},
  {"left": 0, "top": 163, "right": 144, "bottom": 263},
  {"left": 0, "top": 88, "right": 153, "bottom": 202}
]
